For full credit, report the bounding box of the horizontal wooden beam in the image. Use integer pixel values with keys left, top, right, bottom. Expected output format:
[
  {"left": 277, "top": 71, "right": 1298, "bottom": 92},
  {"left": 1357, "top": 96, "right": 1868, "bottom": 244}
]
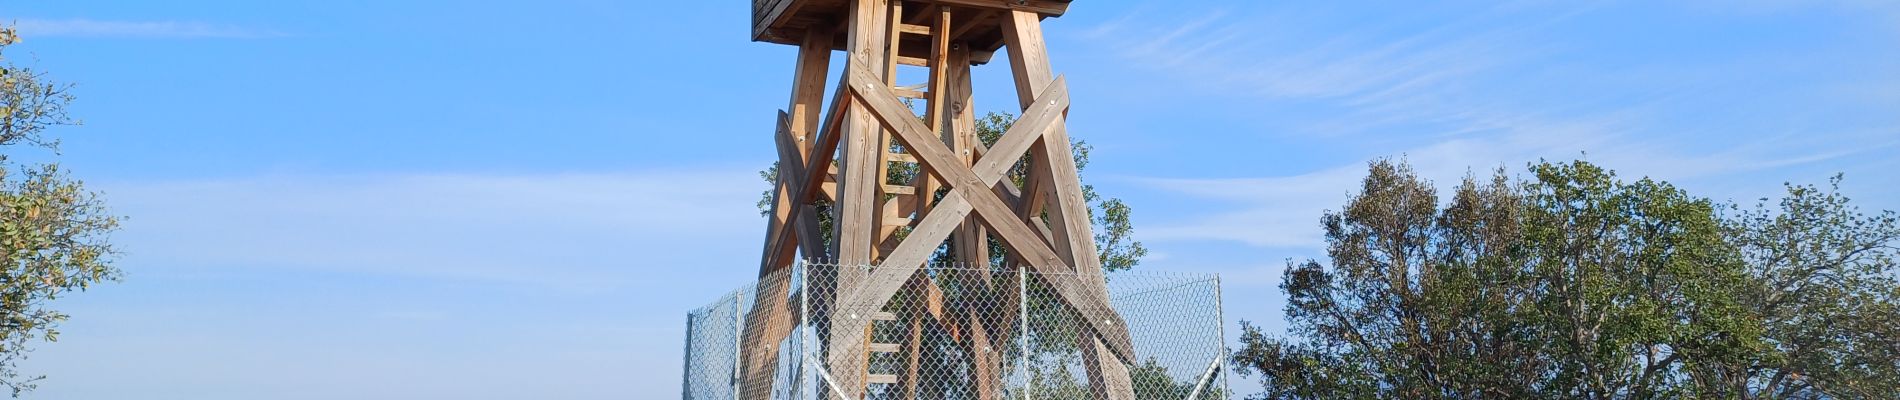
[
  {"left": 895, "top": 55, "right": 931, "bottom": 67},
  {"left": 896, "top": 23, "right": 932, "bottom": 36},
  {"left": 923, "top": 0, "right": 1069, "bottom": 16}
]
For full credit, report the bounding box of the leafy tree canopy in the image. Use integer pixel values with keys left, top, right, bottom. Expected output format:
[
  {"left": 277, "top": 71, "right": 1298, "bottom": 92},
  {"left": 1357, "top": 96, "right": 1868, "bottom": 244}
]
[
  {"left": 0, "top": 27, "right": 124, "bottom": 396},
  {"left": 1233, "top": 159, "right": 1898, "bottom": 399}
]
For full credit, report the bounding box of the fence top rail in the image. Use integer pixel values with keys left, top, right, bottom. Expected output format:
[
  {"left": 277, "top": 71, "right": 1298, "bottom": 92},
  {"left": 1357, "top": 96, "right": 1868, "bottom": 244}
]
[{"left": 784, "top": 260, "right": 1223, "bottom": 280}]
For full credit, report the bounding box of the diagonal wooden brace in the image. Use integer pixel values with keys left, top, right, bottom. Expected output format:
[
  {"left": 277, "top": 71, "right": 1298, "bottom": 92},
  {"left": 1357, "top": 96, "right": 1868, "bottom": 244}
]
[
  {"left": 832, "top": 63, "right": 1136, "bottom": 362},
  {"left": 765, "top": 112, "right": 827, "bottom": 269},
  {"left": 761, "top": 76, "right": 854, "bottom": 268}
]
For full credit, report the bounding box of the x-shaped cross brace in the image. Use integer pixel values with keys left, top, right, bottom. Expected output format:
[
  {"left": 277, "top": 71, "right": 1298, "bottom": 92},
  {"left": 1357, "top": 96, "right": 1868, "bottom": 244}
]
[{"left": 828, "top": 63, "right": 1136, "bottom": 362}]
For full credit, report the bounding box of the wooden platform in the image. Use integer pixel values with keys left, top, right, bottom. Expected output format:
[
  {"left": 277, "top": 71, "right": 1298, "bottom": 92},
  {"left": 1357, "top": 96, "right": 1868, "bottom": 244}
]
[{"left": 752, "top": 0, "right": 1072, "bottom": 63}]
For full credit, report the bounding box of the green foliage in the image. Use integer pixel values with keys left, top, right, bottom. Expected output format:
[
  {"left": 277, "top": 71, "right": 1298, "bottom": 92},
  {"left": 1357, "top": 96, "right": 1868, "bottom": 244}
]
[
  {"left": 0, "top": 28, "right": 122, "bottom": 396},
  {"left": 1718, "top": 176, "right": 1900, "bottom": 398},
  {"left": 1233, "top": 159, "right": 1899, "bottom": 400}
]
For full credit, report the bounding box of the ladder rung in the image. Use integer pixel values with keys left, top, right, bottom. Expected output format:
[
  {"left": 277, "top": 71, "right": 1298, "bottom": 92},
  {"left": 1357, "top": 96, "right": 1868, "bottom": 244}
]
[
  {"left": 869, "top": 343, "right": 901, "bottom": 353},
  {"left": 896, "top": 23, "right": 931, "bottom": 36},
  {"left": 886, "top": 152, "right": 917, "bottom": 163},
  {"left": 882, "top": 217, "right": 913, "bottom": 227},
  {"left": 892, "top": 87, "right": 927, "bottom": 99},
  {"left": 883, "top": 185, "right": 916, "bottom": 195},
  {"left": 867, "top": 374, "right": 899, "bottom": 384},
  {"left": 894, "top": 55, "right": 930, "bottom": 67},
  {"left": 870, "top": 311, "right": 898, "bottom": 321}
]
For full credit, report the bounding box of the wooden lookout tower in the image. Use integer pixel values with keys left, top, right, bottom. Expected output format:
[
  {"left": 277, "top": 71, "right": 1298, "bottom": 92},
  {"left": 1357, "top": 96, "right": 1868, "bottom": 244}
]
[{"left": 741, "top": 0, "right": 1139, "bottom": 398}]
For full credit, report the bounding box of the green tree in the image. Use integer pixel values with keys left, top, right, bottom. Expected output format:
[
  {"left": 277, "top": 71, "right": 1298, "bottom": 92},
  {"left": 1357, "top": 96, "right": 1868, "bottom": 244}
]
[
  {"left": 1718, "top": 176, "right": 1900, "bottom": 398},
  {"left": 1232, "top": 159, "right": 1771, "bottom": 399},
  {"left": 0, "top": 27, "right": 123, "bottom": 396}
]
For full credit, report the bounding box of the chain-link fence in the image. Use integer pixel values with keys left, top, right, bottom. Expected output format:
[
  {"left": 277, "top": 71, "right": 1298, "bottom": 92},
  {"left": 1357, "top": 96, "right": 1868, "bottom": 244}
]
[{"left": 682, "top": 262, "right": 1229, "bottom": 400}]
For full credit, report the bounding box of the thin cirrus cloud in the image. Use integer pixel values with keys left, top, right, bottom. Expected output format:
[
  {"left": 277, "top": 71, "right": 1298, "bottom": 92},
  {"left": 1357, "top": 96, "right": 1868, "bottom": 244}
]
[
  {"left": 98, "top": 168, "right": 768, "bottom": 292},
  {"left": 1091, "top": 1, "right": 1900, "bottom": 250},
  {"left": 9, "top": 18, "right": 283, "bottom": 39}
]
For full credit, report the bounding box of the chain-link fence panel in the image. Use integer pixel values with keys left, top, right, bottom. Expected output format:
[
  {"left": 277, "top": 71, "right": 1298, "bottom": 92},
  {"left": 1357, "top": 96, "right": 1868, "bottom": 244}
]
[
  {"left": 682, "top": 262, "right": 1228, "bottom": 400},
  {"left": 683, "top": 287, "right": 750, "bottom": 400}
]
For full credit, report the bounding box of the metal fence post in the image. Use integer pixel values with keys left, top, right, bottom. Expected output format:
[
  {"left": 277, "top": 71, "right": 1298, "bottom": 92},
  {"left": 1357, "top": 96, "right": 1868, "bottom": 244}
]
[
  {"left": 1018, "top": 266, "right": 1030, "bottom": 400},
  {"left": 797, "top": 261, "right": 812, "bottom": 400},
  {"left": 733, "top": 291, "right": 746, "bottom": 399},
  {"left": 681, "top": 314, "right": 697, "bottom": 400},
  {"left": 1215, "top": 275, "right": 1230, "bottom": 399}
]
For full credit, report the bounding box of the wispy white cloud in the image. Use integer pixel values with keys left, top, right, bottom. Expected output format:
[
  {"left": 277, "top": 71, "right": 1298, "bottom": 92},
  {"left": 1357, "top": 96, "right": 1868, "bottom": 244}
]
[
  {"left": 1133, "top": 118, "right": 1887, "bottom": 249},
  {"left": 9, "top": 18, "right": 283, "bottom": 39},
  {"left": 102, "top": 169, "right": 766, "bottom": 292},
  {"left": 1087, "top": 1, "right": 1898, "bottom": 249},
  {"left": 1134, "top": 166, "right": 1356, "bottom": 249}
]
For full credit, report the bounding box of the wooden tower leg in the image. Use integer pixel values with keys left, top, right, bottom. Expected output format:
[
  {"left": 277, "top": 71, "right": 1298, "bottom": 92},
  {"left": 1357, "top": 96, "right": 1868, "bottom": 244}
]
[
  {"left": 1001, "top": 10, "right": 1137, "bottom": 400},
  {"left": 738, "top": 24, "right": 837, "bottom": 400},
  {"left": 826, "top": 0, "right": 892, "bottom": 398}
]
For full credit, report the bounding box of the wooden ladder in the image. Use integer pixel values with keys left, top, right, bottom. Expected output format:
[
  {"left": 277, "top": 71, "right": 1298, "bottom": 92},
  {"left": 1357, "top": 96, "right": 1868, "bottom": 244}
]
[{"left": 857, "top": 1, "right": 958, "bottom": 398}]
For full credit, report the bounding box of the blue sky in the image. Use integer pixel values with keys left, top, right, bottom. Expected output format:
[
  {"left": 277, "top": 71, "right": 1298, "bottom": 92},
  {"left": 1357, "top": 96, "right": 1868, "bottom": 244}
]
[{"left": 3, "top": 0, "right": 1897, "bottom": 398}]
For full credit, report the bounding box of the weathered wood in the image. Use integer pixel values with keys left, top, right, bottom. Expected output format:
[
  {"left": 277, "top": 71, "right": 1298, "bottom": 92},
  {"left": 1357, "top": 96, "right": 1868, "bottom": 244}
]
[
  {"left": 843, "top": 64, "right": 1135, "bottom": 361},
  {"left": 869, "top": 0, "right": 902, "bottom": 262},
  {"left": 761, "top": 114, "right": 802, "bottom": 276},
  {"left": 736, "top": 270, "right": 796, "bottom": 400},
  {"left": 789, "top": 27, "right": 836, "bottom": 149},
  {"left": 740, "top": 24, "right": 839, "bottom": 396},
  {"left": 1003, "top": 10, "right": 1135, "bottom": 399},
  {"left": 894, "top": 54, "right": 932, "bottom": 67},
  {"left": 947, "top": 45, "right": 990, "bottom": 270},
  {"left": 891, "top": 2, "right": 906, "bottom": 76},
  {"left": 896, "top": 23, "right": 932, "bottom": 36},
  {"left": 949, "top": 10, "right": 996, "bottom": 41},
  {"left": 835, "top": 0, "right": 891, "bottom": 267},
  {"left": 885, "top": 152, "right": 918, "bottom": 164},
  {"left": 758, "top": 75, "right": 851, "bottom": 271},
  {"left": 916, "top": 7, "right": 955, "bottom": 247},
  {"left": 924, "top": 0, "right": 1070, "bottom": 15},
  {"left": 745, "top": 3, "right": 1134, "bottom": 398},
  {"left": 826, "top": 1, "right": 892, "bottom": 397},
  {"left": 904, "top": 283, "right": 925, "bottom": 398},
  {"left": 1079, "top": 327, "right": 1139, "bottom": 399},
  {"left": 892, "top": 87, "right": 928, "bottom": 98},
  {"left": 1003, "top": 9, "right": 1099, "bottom": 274},
  {"left": 851, "top": 64, "right": 1068, "bottom": 269},
  {"left": 751, "top": 0, "right": 807, "bottom": 44},
  {"left": 788, "top": 29, "right": 836, "bottom": 262},
  {"left": 750, "top": 0, "right": 1069, "bottom": 56},
  {"left": 761, "top": 25, "right": 836, "bottom": 273}
]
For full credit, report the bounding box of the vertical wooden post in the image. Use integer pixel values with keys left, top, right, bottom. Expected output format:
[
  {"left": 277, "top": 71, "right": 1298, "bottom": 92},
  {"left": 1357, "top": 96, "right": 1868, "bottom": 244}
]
[
  {"left": 829, "top": 0, "right": 893, "bottom": 398},
  {"left": 915, "top": 6, "right": 954, "bottom": 223},
  {"left": 788, "top": 27, "right": 836, "bottom": 262},
  {"left": 947, "top": 44, "right": 989, "bottom": 271},
  {"left": 836, "top": 0, "right": 890, "bottom": 268},
  {"left": 1001, "top": 10, "right": 1135, "bottom": 400}
]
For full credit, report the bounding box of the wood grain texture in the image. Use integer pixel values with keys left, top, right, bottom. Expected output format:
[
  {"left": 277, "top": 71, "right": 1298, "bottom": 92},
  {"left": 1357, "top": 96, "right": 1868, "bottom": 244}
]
[
  {"left": 1004, "top": 10, "right": 1136, "bottom": 399},
  {"left": 844, "top": 64, "right": 1135, "bottom": 361},
  {"left": 825, "top": 1, "right": 892, "bottom": 397}
]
